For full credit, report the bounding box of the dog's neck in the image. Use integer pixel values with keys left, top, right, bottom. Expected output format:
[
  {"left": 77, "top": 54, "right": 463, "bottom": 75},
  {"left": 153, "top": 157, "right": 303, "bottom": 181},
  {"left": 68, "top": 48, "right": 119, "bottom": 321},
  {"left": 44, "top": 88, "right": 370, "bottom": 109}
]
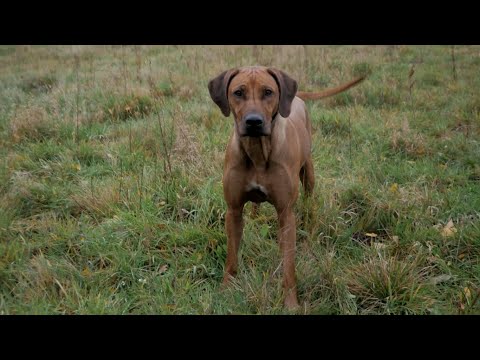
[
  {"left": 239, "top": 136, "right": 272, "bottom": 169},
  {"left": 236, "top": 114, "right": 282, "bottom": 169}
]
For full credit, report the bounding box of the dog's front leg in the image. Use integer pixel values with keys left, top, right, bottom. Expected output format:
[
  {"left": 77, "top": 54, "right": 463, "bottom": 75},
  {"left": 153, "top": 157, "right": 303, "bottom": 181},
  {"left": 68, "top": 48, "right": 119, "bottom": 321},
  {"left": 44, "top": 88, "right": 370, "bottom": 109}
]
[
  {"left": 277, "top": 206, "right": 299, "bottom": 309},
  {"left": 223, "top": 205, "right": 244, "bottom": 283}
]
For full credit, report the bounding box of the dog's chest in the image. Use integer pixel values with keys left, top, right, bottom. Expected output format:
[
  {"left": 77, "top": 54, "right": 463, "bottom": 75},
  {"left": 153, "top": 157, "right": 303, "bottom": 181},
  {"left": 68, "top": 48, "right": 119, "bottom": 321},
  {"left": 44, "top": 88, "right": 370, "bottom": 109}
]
[{"left": 245, "top": 180, "right": 269, "bottom": 203}]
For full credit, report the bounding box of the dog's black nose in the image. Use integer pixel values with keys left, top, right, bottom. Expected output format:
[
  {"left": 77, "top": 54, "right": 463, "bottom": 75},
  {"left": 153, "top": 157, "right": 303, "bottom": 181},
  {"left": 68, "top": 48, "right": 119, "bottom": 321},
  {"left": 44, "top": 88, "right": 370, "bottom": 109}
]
[{"left": 245, "top": 114, "right": 264, "bottom": 127}]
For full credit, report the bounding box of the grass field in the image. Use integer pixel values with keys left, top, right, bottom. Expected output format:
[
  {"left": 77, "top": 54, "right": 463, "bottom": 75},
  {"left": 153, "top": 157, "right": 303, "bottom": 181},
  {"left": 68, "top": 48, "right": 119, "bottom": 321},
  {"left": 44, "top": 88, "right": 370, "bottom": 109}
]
[{"left": 0, "top": 45, "right": 479, "bottom": 314}]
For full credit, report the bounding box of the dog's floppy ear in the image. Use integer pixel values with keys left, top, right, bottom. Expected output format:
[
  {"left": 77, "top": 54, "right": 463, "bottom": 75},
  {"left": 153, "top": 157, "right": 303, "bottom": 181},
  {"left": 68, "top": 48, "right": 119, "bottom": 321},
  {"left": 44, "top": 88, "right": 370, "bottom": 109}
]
[
  {"left": 267, "top": 68, "right": 298, "bottom": 118},
  {"left": 208, "top": 68, "right": 240, "bottom": 117}
]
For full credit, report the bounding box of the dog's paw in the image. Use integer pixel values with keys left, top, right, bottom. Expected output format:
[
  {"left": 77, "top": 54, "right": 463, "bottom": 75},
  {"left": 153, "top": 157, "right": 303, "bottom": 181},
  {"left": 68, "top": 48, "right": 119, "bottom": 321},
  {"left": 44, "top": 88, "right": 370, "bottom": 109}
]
[
  {"left": 284, "top": 294, "right": 300, "bottom": 311},
  {"left": 221, "top": 273, "right": 235, "bottom": 287}
]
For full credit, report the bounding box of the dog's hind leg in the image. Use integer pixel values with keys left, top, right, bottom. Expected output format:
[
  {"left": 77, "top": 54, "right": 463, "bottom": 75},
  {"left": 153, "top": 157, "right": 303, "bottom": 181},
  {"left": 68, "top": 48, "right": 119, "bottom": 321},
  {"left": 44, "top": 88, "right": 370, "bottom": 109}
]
[
  {"left": 299, "top": 157, "right": 315, "bottom": 235},
  {"left": 300, "top": 156, "right": 315, "bottom": 196}
]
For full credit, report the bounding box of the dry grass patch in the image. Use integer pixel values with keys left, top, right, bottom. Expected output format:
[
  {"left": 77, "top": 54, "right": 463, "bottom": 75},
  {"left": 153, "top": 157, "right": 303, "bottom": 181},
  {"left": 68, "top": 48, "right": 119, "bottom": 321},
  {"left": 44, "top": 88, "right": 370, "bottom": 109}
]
[
  {"left": 70, "top": 179, "right": 121, "bottom": 220},
  {"left": 19, "top": 73, "right": 58, "bottom": 94},
  {"left": 345, "top": 251, "right": 432, "bottom": 314},
  {"left": 10, "top": 105, "right": 56, "bottom": 143},
  {"left": 390, "top": 118, "right": 430, "bottom": 158}
]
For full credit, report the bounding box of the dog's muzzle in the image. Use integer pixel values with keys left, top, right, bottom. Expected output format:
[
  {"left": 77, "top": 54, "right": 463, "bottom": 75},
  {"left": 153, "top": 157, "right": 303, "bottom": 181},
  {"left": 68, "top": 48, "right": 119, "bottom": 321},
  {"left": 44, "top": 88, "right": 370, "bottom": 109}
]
[{"left": 243, "top": 113, "right": 266, "bottom": 137}]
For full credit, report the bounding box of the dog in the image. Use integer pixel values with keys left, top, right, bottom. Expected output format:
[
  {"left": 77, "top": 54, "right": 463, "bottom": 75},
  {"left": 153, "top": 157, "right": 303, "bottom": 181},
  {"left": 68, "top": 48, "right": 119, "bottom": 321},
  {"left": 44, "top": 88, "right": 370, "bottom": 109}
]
[{"left": 208, "top": 66, "right": 365, "bottom": 309}]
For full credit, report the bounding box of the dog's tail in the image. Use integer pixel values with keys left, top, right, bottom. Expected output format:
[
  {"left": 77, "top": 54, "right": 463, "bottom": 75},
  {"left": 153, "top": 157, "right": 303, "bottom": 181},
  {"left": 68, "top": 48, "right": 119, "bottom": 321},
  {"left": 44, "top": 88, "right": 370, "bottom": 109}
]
[{"left": 296, "top": 75, "right": 366, "bottom": 101}]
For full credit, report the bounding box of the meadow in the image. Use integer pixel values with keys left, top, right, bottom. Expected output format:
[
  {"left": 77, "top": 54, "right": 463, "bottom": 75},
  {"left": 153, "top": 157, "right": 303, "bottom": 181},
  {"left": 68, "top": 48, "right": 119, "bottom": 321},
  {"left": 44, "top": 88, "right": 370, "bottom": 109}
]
[{"left": 0, "top": 45, "right": 479, "bottom": 314}]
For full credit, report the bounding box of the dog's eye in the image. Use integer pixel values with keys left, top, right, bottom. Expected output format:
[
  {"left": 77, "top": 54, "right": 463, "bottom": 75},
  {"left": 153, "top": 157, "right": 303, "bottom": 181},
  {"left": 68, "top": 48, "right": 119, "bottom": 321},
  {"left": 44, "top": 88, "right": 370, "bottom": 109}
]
[
  {"left": 233, "top": 90, "right": 243, "bottom": 97},
  {"left": 264, "top": 89, "right": 273, "bottom": 96}
]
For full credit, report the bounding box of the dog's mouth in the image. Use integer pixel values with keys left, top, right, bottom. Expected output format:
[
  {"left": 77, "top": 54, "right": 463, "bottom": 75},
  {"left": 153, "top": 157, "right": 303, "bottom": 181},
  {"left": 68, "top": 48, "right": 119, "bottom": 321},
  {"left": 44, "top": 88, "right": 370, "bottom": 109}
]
[
  {"left": 242, "top": 128, "right": 269, "bottom": 137},
  {"left": 240, "top": 123, "right": 271, "bottom": 137}
]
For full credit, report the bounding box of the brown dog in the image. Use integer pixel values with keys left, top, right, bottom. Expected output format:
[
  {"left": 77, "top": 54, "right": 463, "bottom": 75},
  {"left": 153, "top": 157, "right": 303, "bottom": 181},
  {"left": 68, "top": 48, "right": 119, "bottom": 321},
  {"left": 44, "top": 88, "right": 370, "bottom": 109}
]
[{"left": 208, "top": 66, "right": 364, "bottom": 309}]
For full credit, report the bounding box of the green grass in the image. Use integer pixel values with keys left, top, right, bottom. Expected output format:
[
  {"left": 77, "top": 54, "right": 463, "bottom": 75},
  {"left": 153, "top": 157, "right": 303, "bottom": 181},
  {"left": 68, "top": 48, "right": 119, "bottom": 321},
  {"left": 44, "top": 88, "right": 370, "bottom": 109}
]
[{"left": 1, "top": 45, "right": 479, "bottom": 314}]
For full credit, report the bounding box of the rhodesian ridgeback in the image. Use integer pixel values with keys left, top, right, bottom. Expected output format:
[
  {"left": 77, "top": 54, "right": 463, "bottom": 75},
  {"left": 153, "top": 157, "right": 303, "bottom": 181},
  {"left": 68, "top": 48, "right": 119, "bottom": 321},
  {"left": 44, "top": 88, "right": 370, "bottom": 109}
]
[{"left": 208, "top": 66, "right": 365, "bottom": 309}]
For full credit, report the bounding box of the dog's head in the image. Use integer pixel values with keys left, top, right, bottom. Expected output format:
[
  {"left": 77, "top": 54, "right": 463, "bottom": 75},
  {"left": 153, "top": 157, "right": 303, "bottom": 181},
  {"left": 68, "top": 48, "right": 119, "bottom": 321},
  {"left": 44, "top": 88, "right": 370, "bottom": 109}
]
[{"left": 208, "top": 66, "right": 297, "bottom": 137}]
